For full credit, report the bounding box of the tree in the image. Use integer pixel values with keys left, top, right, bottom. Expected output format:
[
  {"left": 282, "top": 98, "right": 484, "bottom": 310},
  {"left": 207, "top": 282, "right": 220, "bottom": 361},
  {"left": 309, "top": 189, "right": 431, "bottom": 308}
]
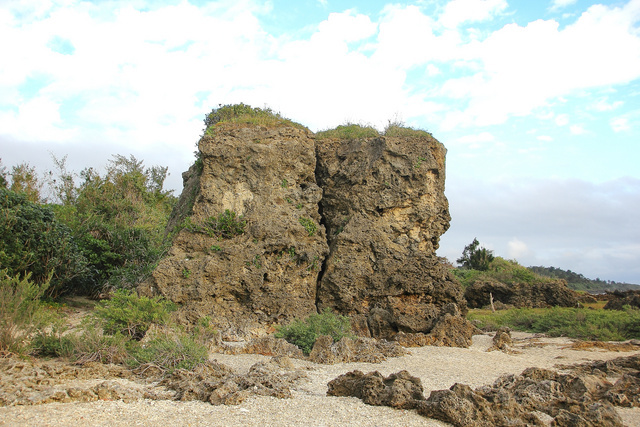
[
  {"left": 457, "top": 238, "right": 494, "bottom": 271},
  {"left": 9, "top": 163, "right": 42, "bottom": 203}
]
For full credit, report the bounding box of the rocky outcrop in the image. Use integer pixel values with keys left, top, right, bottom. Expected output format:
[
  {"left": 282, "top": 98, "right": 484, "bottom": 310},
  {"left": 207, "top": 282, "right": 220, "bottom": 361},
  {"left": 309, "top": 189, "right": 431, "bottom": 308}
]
[
  {"left": 142, "top": 123, "right": 470, "bottom": 342},
  {"left": 603, "top": 290, "right": 640, "bottom": 310},
  {"left": 315, "top": 133, "right": 468, "bottom": 337},
  {"left": 464, "top": 279, "right": 579, "bottom": 309},
  {"left": 140, "top": 124, "right": 329, "bottom": 338},
  {"left": 328, "top": 362, "right": 635, "bottom": 426},
  {"left": 327, "top": 370, "right": 425, "bottom": 409},
  {"left": 307, "top": 335, "right": 407, "bottom": 364}
]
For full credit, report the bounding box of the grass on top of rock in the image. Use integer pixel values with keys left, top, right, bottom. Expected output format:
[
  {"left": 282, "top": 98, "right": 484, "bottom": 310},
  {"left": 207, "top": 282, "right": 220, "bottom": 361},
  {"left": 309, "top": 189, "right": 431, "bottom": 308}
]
[
  {"left": 384, "top": 121, "right": 432, "bottom": 138},
  {"left": 468, "top": 306, "right": 640, "bottom": 342},
  {"left": 275, "top": 308, "right": 354, "bottom": 355},
  {"left": 315, "top": 123, "right": 380, "bottom": 140},
  {"left": 203, "top": 103, "right": 308, "bottom": 133}
]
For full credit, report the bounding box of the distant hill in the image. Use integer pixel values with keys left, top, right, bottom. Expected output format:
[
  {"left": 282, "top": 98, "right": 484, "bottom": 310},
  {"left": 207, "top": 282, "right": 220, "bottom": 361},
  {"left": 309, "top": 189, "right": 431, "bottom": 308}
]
[{"left": 528, "top": 266, "right": 640, "bottom": 293}]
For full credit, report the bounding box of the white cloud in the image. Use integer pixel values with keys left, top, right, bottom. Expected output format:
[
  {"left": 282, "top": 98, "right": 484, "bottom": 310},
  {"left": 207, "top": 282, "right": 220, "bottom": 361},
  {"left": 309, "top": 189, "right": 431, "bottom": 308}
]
[
  {"left": 611, "top": 117, "right": 630, "bottom": 132},
  {"left": 456, "top": 131, "right": 494, "bottom": 145},
  {"left": 590, "top": 98, "right": 624, "bottom": 112},
  {"left": 550, "top": 0, "right": 578, "bottom": 12},
  {"left": 507, "top": 238, "right": 531, "bottom": 260},
  {"left": 537, "top": 135, "right": 553, "bottom": 141},
  {"left": 569, "top": 124, "right": 587, "bottom": 135},
  {"left": 555, "top": 114, "right": 569, "bottom": 126},
  {"left": 439, "top": 0, "right": 508, "bottom": 28}
]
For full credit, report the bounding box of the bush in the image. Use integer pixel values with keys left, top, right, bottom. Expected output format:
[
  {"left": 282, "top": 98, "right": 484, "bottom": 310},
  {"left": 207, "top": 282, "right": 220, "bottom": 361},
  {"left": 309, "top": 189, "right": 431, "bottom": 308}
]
[
  {"left": 468, "top": 306, "right": 640, "bottom": 341},
  {"left": 315, "top": 123, "right": 379, "bottom": 140},
  {"left": 275, "top": 308, "right": 353, "bottom": 355},
  {"left": 128, "top": 331, "right": 209, "bottom": 372},
  {"left": 92, "top": 290, "right": 176, "bottom": 340},
  {"left": 384, "top": 122, "right": 432, "bottom": 138},
  {"left": 0, "top": 270, "right": 50, "bottom": 353},
  {"left": 72, "top": 325, "right": 130, "bottom": 365},
  {"left": 0, "top": 189, "right": 88, "bottom": 297},
  {"left": 203, "top": 103, "right": 307, "bottom": 133}
]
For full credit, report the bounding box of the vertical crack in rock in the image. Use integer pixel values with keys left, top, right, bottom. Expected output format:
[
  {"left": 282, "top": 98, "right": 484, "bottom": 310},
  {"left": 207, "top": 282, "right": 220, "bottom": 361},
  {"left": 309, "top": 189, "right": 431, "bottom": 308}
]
[{"left": 141, "top": 123, "right": 473, "bottom": 344}]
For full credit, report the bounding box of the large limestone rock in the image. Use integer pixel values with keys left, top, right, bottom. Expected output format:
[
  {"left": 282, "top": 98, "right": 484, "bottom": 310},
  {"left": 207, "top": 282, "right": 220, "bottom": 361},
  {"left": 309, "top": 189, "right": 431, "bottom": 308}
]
[
  {"left": 315, "top": 134, "right": 467, "bottom": 336},
  {"left": 464, "top": 279, "right": 579, "bottom": 309},
  {"left": 143, "top": 122, "right": 469, "bottom": 341},
  {"left": 140, "top": 124, "right": 328, "bottom": 338}
]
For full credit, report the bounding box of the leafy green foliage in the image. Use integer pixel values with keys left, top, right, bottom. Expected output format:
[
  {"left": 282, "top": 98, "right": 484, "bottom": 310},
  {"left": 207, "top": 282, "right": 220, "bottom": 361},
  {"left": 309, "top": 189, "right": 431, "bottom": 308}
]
[
  {"left": 384, "top": 121, "right": 432, "bottom": 138},
  {"left": 298, "top": 217, "right": 318, "bottom": 236},
  {"left": 9, "top": 162, "right": 42, "bottom": 203},
  {"left": 0, "top": 270, "right": 50, "bottom": 353},
  {"left": 468, "top": 306, "right": 640, "bottom": 341},
  {"left": 53, "top": 155, "right": 176, "bottom": 292},
  {"left": 128, "top": 332, "right": 208, "bottom": 372},
  {"left": 454, "top": 257, "right": 555, "bottom": 288},
  {"left": 91, "top": 290, "right": 176, "bottom": 340},
  {"left": 275, "top": 308, "right": 353, "bottom": 355},
  {"left": 0, "top": 159, "right": 7, "bottom": 188},
  {"left": 203, "top": 103, "right": 308, "bottom": 133},
  {"left": 456, "top": 238, "right": 495, "bottom": 271},
  {"left": 0, "top": 189, "right": 88, "bottom": 297},
  {"left": 315, "top": 123, "right": 380, "bottom": 140}
]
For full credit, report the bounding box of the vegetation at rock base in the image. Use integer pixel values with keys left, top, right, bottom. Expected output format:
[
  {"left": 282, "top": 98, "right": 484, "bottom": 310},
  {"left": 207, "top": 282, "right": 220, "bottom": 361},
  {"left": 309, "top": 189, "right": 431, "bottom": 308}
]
[
  {"left": 0, "top": 270, "right": 51, "bottom": 353},
  {"left": 469, "top": 306, "right": 640, "bottom": 341},
  {"left": 203, "top": 103, "right": 308, "bottom": 133},
  {"left": 0, "top": 189, "right": 88, "bottom": 298},
  {"left": 1, "top": 154, "right": 176, "bottom": 298},
  {"left": 91, "top": 289, "right": 176, "bottom": 340},
  {"left": 275, "top": 308, "right": 354, "bottom": 355},
  {"left": 454, "top": 256, "right": 556, "bottom": 288}
]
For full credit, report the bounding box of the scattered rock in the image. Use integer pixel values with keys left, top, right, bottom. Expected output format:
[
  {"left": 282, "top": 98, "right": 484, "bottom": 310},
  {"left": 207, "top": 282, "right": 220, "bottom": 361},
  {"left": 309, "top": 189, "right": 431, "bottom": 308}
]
[
  {"left": 487, "top": 327, "right": 513, "bottom": 353},
  {"left": 308, "top": 335, "right": 407, "bottom": 364},
  {"left": 464, "top": 279, "right": 579, "bottom": 309},
  {"left": 394, "top": 312, "right": 479, "bottom": 348},
  {"left": 161, "top": 357, "right": 307, "bottom": 405},
  {"left": 603, "top": 290, "right": 640, "bottom": 310},
  {"left": 327, "top": 370, "right": 425, "bottom": 410},
  {"left": 219, "top": 336, "right": 304, "bottom": 359}
]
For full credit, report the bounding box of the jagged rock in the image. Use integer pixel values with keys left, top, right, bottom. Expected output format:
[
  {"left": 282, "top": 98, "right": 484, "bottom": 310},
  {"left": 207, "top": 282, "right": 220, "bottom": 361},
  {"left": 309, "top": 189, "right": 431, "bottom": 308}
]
[
  {"left": 418, "top": 368, "right": 623, "bottom": 427},
  {"left": 394, "top": 311, "right": 479, "bottom": 348},
  {"left": 140, "top": 124, "right": 329, "bottom": 338},
  {"left": 327, "top": 370, "right": 425, "bottom": 410},
  {"left": 603, "top": 290, "right": 640, "bottom": 310},
  {"left": 464, "top": 279, "right": 579, "bottom": 309},
  {"left": 161, "top": 357, "right": 306, "bottom": 405},
  {"left": 307, "top": 335, "right": 407, "bottom": 364},
  {"left": 142, "top": 122, "right": 470, "bottom": 344},
  {"left": 220, "top": 336, "right": 305, "bottom": 359},
  {"left": 315, "top": 134, "right": 467, "bottom": 338},
  {"left": 487, "top": 327, "right": 513, "bottom": 353}
]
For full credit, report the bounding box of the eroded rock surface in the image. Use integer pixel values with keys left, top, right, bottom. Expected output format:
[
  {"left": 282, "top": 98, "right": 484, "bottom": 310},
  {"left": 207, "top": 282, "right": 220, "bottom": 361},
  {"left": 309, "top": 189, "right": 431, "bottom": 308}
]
[
  {"left": 315, "top": 134, "right": 469, "bottom": 338},
  {"left": 307, "top": 335, "right": 407, "bottom": 364},
  {"left": 328, "top": 360, "right": 637, "bottom": 427},
  {"left": 143, "top": 124, "right": 470, "bottom": 341},
  {"left": 141, "top": 124, "right": 329, "bottom": 338},
  {"left": 464, "top": 279, "right": 579, "bottom": 309}
]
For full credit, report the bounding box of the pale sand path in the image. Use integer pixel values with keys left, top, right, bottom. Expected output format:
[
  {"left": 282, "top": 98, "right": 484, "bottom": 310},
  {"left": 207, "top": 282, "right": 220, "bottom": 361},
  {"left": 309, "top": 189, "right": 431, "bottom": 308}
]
[{"left": 1, "top": 333, "right": 639, "bottom": 427}]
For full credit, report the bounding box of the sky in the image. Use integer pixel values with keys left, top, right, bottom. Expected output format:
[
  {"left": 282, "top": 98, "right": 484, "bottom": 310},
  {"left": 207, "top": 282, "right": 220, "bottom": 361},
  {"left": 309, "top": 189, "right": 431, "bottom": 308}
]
[{"left": 1, "top": 0, "right": 639, "bottom": 283}]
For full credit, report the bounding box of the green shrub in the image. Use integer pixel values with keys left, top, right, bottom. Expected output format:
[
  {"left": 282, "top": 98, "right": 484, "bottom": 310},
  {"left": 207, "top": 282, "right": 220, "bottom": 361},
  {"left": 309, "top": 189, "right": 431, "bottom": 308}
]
[
  {"left": 454, "top": 257, "right": 556, "bottom": 288},
  {"left": 315, "top": 123, "right": 380, "bottom": 140},
  {"left": 0, "top": 270, "right": 50, "bottom": 353},
  {"left": 0, "top": 189, "right": 88, "bottom": 297},
  {"left": 384, "top": 122, "right": 432, "bottom": 138},
  {"left": 298, "top": 217, "right": 317, "bottom": 236},
  {"left": 202, "top": 210, "right": 246, "bottom": 238},
  {"left": 128, "top": 331, "right": 208, "bottom": 372},
  {"left": 468, "top": 306, "right": 640, "bottom": 341},
  {"left": 203, "top": 103, "right": 307, "bottom": 133},
  {"left": 92, "top": 290, "right": 176, "bottom": 340},
  {"left": 72, "top": 325, "right": 130, "bottom": 365},
  {"left": 275, "top": 308, "right": 353, "bottom": 355}
]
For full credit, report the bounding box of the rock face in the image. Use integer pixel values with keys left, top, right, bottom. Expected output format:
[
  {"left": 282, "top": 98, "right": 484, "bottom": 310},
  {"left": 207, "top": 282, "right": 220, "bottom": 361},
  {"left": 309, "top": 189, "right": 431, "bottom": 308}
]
[
  {"left": 140, "top": 124, "right": 329, "bottom": 338},
  {"left": 464, "top": 279, "right": 579, "bottom": 309},
  {"left": 315, "top": 134, "right": 467, "bottom": 336},
  {"left": 142, "top": 123, "right": 468, "bottom": 341},
  {"left": 603, "top": 290, "right": 640, "bottom": 310}
]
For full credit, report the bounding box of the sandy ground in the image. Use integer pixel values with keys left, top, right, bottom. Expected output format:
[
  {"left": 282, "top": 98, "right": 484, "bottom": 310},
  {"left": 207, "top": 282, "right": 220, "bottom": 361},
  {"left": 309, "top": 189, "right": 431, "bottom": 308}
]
[{"left": 1, "top": 332, "right": 639, "bottom": 427}]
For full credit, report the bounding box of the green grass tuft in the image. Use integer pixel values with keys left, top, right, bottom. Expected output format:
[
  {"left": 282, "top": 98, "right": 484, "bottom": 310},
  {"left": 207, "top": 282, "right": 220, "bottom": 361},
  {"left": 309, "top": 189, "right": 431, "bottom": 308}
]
[{"left": 315, "top": 123, "right": 380, "bottom": 140}]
